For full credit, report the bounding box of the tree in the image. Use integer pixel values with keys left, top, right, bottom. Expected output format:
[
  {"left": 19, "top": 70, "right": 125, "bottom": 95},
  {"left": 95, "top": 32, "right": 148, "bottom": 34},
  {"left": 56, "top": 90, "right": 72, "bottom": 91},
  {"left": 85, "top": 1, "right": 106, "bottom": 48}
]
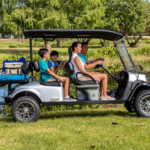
[
  {"left": 104, "top": 0, "right": 149, "bottom": 47},
  {"left": 2, "top": 0, "right": 71, "bottom": 51},
  {"left": 66, "top": 0, "right": 105, "bottom": 29}
]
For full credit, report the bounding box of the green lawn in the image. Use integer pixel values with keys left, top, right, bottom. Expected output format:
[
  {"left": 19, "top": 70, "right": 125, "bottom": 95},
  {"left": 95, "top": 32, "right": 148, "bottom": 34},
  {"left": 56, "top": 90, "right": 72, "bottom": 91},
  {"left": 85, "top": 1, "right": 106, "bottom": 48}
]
[
  {"left": 0, "top": 39, "right": 150, "bottom": 149},
  {"left": 0, "top": 107, "right": 149, "bottom": 150}
]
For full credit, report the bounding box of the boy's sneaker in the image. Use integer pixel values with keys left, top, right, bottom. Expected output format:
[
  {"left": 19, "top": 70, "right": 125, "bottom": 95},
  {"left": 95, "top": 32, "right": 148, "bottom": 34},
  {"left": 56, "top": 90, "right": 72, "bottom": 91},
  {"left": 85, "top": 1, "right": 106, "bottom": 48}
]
[{"left": 64, "top": 96, "right": 77, "bottom": 101}]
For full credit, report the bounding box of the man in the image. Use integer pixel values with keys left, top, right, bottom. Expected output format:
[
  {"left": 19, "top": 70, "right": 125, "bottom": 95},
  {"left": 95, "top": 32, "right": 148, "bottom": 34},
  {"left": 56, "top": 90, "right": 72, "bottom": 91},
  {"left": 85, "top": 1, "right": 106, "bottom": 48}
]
[
  {"left": 78, "top": 42, "right": 104, "bottom": 68},
  {"left": 78, "top": 42, "right": 115, "bottom": 97}
]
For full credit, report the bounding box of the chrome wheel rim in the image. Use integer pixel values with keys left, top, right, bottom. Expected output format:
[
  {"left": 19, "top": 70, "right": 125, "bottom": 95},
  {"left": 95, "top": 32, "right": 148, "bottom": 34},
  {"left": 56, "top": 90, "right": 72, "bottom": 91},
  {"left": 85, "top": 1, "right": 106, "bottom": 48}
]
[
  {"left": 16, "top": 102, "right": 35, "bottom": 121},
  {"left": 140, "top": 95, "right": 150, "bottom": 115}
]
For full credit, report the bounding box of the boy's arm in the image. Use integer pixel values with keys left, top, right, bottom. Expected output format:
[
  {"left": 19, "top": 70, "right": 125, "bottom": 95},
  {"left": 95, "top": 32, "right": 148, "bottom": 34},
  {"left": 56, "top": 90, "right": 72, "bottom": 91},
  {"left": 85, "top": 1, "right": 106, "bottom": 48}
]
[
  {"left": 54, "top": 61, "right": 64, "bottom": 73},
  {"left": 46, "top": 68, "right": 65, "bottom": 82}
]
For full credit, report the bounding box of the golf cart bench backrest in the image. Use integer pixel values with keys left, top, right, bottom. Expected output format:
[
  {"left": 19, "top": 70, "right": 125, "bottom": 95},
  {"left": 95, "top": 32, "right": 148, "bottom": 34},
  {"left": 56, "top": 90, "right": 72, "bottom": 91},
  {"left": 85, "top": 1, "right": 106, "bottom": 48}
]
[
  {"left": 64, "top": 62, "right": 98, "bottom": 85},
  {"left": 22, "top": 61, "right": 32, "bottom": 74},
  {"left": 32, "top": 60, "right": 63, "bottom": 87}
]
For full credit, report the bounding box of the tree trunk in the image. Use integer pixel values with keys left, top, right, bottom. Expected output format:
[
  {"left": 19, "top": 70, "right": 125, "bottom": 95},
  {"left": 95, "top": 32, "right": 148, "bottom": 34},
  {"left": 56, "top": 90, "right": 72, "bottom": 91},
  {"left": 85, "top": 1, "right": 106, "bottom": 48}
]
[
  {"left": 44, "top": 41, "right": 51, "bottom": 53},
  {"left": 22, "top": 34, "right": 24, "bottom": 42},
  {"left": 19, "top": 35, "right": 21, "bottom": 44},
  {"left": 10, "top": 34, "right": 13, "bottom": 39},
  {"left": 57, "top": 40, "right": 61, "bottom": 47},
  {"left": 125, "top": 33, "right": 143, "bottom": 47}
]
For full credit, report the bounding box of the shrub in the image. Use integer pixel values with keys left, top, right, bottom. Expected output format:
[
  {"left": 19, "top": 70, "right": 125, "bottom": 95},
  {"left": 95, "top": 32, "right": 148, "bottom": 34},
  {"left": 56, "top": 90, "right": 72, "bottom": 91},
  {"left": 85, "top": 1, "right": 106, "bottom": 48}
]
[
  {"left": 86, "top": 47, "right": 117, "bottom": 60},
  {"left": 9, "top": 45, "right": 17, "bottom": 48},
  {"left": 138, "top": 47, "right": 150, "bottom": 55}
]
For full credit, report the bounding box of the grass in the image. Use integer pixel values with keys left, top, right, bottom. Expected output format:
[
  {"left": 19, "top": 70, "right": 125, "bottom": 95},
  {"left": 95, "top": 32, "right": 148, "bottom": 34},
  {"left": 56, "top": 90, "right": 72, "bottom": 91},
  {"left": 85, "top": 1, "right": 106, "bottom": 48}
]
[
  {"left": 0, "top": 39, "right": 150, "bottom": 149},
  {"left": 0, "top": 107, "right": 150, "bottom": 150}
]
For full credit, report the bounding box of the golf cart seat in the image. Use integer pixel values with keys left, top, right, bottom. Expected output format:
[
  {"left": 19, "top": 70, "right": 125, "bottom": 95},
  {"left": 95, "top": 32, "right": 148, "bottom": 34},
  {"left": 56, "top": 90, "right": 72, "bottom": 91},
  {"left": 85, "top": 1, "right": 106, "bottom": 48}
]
[
  {"left": 32, "top": 60, "right": 63, "bottom": 87},
  {"left": 64, "top": 62, "right": 98, "bottom": 85},
  {"left": 64, "top": 61, "right": 100, "bottom": 100}
]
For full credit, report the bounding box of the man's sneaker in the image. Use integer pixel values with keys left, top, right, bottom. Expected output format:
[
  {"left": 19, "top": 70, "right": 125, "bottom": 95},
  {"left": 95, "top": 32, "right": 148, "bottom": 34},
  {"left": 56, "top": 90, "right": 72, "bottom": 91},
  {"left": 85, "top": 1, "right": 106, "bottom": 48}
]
[{"left": 101, "top": 96, "right": 116, "bottom": 100}]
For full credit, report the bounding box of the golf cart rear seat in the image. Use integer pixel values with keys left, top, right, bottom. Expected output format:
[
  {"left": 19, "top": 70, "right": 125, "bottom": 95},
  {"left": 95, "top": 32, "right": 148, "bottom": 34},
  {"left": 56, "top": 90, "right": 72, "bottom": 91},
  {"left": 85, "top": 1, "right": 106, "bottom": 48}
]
[
  {"left": 65, "top": 62, "right": 100, "bottom": 101},
  {"left": 0, "top": 61, "right": 31, "bottom": 86},
  {"left": 32, "top": 60, "right": 63, "bottom": 87}
]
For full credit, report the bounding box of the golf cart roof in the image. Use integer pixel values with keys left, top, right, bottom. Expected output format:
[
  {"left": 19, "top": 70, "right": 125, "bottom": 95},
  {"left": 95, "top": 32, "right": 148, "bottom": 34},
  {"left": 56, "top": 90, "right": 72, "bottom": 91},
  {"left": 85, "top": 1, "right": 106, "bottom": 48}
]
[{"left": 24, "top": 29, "right": 123, "bottom": 41}]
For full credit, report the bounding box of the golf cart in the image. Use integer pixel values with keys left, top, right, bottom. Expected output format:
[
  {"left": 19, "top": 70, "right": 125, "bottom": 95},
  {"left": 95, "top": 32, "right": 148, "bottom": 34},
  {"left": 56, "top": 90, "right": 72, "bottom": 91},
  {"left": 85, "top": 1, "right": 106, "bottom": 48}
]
[{"left": 0, "top": 29, "right": 150, "bottom": 122}]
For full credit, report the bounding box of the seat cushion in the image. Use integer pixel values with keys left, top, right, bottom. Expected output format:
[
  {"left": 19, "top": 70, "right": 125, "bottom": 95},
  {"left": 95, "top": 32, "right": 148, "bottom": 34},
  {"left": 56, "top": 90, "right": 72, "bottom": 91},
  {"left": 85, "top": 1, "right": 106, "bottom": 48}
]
[
  {"left": 78, "top": 76, "right": 92, "bottom": 81},
  {"left": 77, "top": 80, "right": 99, "bottom": 85},
  {"left": 0, "top": 74, "right": 30, "bottom": 81},
  {"left": 40, "top": 81, "right": 64, "bottom": 86}
]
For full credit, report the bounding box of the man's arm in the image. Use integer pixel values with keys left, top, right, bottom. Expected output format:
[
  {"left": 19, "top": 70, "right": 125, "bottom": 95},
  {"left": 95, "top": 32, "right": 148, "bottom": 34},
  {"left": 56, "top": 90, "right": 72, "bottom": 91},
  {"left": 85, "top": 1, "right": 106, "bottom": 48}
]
[
  {"left": 84, "top": 60, "right": 103, "bottom": 70},
  {"left": 86, "top": 57, "right": 105, "bottom": 64}
]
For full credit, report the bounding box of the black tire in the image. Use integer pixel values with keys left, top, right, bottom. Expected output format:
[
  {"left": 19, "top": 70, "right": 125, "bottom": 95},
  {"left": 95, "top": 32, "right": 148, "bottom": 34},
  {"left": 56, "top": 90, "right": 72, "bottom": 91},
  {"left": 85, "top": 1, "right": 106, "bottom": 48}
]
[
  {"left": 12, "top": 96, "right": 40, "bottom": 122},
  {"left": 133, "top": 90, "right": 150, "bottom": 117},
  {"left": 125, "top": 101, "right": 135, "bottom": 113}
]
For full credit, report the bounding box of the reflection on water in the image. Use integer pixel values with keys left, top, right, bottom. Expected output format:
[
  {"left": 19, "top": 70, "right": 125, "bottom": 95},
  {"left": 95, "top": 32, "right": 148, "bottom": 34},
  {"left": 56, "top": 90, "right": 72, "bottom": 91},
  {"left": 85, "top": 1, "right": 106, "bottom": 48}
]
[
  {"left": 0, "top": 85, "right": 7, "bottom": 111},
  {"left": 0, "top": 84, "right": 17, "bottom": 112}
]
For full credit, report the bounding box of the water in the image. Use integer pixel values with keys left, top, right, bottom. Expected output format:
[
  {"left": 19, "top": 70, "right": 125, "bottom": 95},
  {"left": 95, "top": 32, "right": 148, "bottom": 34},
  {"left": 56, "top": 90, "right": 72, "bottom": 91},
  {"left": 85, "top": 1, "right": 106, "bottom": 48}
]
[{"left": 0, "top": 84, "right": 17, "bottom": 112}]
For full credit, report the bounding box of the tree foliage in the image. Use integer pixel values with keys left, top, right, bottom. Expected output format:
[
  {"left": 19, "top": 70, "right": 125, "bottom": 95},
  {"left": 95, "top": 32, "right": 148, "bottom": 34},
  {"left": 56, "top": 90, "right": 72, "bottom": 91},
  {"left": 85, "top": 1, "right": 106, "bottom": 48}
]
[
  {"left": 1, "top": 0, "right": 150, "bottom": 47},
  {"left": 105, "top": 0, "right": 150, "bottom": 47}
]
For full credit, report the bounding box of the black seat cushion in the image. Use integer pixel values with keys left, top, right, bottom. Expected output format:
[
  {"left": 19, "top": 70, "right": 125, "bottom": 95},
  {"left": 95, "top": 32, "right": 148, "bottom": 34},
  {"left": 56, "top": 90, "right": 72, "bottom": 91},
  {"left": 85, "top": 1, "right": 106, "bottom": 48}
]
[
  {"left": 22, "top": 61, "right": 32, "bottom": 74},
  {"left": 32, "top": 60, "right": 39, "bottom": 72},
  {"left": 40, "top": 81, "right": 64, "bottom": 86}
]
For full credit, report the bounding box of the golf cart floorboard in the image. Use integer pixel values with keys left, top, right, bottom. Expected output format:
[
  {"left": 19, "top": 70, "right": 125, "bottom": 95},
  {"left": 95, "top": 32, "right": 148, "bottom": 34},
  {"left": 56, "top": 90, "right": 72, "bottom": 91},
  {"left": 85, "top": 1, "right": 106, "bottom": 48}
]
[{"left": 42, "top": 100, "right": 125, "bottom": 105}]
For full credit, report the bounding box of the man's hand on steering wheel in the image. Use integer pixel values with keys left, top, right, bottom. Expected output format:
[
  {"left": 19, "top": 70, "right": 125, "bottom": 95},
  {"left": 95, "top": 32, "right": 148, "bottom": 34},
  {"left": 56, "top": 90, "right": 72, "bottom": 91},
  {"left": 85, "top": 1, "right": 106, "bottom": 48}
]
[{"left": 99, "top": 57, "right": 105, "bottom": 61}]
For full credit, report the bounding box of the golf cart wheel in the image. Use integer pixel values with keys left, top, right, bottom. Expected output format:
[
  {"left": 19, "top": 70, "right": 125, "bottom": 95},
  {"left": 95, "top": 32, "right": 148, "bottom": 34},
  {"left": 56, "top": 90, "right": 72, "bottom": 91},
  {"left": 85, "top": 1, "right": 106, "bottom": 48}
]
[
  {"left": 12, "top": 96, "right": 40, "bottom": 122},
  {"left": 134, "top": 90, "right": 150, "bottom": 117},
  {"left": 125, "top": 101, "right": 135, "bottom": 113}
]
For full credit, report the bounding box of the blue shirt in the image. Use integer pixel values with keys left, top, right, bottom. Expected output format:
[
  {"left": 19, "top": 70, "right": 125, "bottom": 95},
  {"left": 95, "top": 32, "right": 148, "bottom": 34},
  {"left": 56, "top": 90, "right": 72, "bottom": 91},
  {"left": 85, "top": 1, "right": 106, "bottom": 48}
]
[
  {"left": 39, "top": 59, "right": 52, "bottom": 82},
  {"left": 48, "top": 60, "right": 61, "bottom": 70},
  {"left": 78, "top": 53, "right": 87, "bottom": 63}
]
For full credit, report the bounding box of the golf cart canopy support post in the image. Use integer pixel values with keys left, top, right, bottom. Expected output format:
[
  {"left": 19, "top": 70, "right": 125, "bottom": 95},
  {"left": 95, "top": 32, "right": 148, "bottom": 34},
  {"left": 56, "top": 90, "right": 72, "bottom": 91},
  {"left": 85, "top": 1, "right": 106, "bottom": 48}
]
[{"left": 29, "top": 37, "right": 33, "bottom": 81}]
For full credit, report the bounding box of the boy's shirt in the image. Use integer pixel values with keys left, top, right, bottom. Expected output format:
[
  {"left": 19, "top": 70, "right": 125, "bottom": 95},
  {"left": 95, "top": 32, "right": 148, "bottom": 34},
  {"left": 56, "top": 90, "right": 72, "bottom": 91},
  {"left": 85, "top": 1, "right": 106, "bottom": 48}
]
[
  {"left": 48, "top": 60, "right": 61, "bottom": 70},
  {"left": 39, "top": 59, "right": 52, "bottom": 82}
]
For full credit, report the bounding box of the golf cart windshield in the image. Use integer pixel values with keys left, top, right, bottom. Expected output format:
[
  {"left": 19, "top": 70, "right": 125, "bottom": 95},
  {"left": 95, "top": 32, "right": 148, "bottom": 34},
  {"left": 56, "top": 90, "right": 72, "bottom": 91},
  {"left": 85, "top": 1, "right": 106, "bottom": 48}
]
[{"left": 114, "top": 39, "right": 136, "bottom": 73}]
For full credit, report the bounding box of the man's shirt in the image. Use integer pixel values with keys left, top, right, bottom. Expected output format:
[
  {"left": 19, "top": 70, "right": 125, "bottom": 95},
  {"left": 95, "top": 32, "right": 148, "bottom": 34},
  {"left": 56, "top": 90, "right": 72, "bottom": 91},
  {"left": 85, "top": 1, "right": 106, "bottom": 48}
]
[{"left": 78, "top": 53, "right": 87, "bottom": 64}]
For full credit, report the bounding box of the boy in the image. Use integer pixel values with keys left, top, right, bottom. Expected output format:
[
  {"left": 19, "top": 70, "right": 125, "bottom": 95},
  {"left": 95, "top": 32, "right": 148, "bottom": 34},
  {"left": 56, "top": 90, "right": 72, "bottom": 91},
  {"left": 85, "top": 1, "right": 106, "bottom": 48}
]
[
  {"left": 48, "top": 50, "right": 67, "bottom": 74},
  {"left": 38, "top": 48, "right": 73, "bottom": 100}
]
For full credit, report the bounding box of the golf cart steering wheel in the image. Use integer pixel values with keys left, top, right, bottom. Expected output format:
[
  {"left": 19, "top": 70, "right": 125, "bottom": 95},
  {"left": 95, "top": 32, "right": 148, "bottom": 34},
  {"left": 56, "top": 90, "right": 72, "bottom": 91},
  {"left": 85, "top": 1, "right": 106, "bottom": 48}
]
[{"left": 94, "top": 63, "right": 103, "bottom": 69}]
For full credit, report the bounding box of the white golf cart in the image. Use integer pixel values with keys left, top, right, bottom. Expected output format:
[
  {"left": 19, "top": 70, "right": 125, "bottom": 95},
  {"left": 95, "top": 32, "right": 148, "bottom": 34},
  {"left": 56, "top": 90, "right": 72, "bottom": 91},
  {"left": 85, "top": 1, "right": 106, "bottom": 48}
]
[{"left": 0, "top": 29, "right": 150, "bottom": 122}]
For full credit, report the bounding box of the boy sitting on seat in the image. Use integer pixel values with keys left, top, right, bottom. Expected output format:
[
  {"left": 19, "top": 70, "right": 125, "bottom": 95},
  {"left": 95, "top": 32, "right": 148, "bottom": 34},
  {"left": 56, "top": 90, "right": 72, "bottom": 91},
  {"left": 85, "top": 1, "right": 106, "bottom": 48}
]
[
  {"left": 38, "top": 48, "right": 73, "bottom": 100},
  {"left": 48, "top": 50, "right": 67, "bottom": 74}
]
